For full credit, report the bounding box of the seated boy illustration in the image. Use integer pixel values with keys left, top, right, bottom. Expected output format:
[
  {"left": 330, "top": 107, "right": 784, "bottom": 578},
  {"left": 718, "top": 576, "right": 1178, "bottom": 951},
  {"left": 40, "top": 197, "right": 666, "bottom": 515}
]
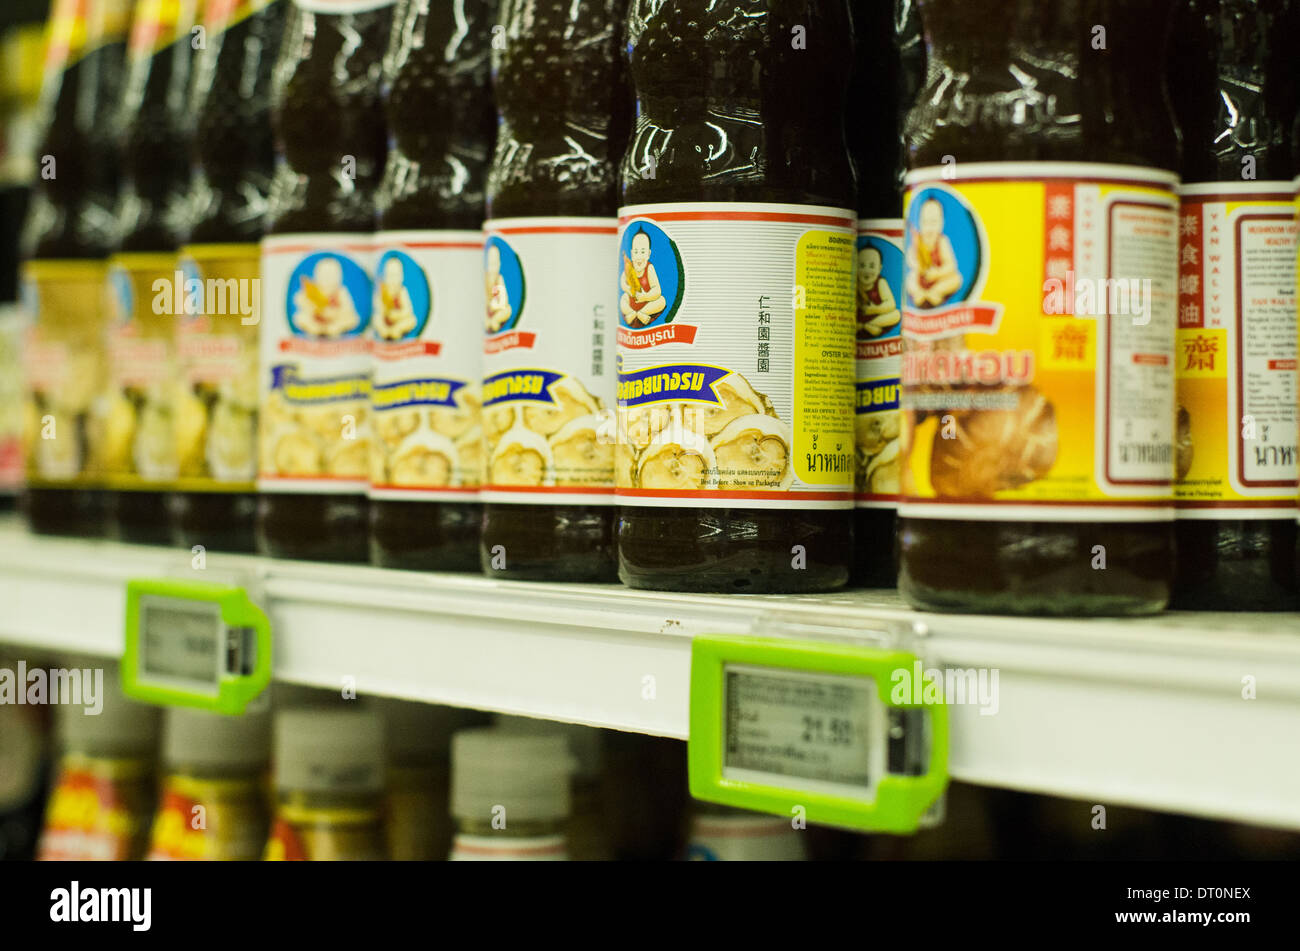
[
  {"left": 295, "top": 256, "right": 360, "bottom": 337},
  {"left": 619, "top": 227, "right": 666, "bottom": 327},
  {"left": 485, "top": 243, "right": 513, "bottom": 333},
  {"left": 375, "top": 256, "right": 417, "bottom": 340},
  {"left": 905, "top": 198, "right": 963, "bottom": 309},
  {"left": 856, "top": 244, "right": 900, "bottom": 338}
]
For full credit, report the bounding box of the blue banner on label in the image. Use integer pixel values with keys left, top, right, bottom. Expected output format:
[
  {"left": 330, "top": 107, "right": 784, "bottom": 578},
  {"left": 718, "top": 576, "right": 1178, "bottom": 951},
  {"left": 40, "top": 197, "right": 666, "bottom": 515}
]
[
  {"left": 370, "top": 376, "right": 467, "bottom": 411},
  {"left": 616, "top": 364, "right": 732, "bottom": 407},
  {"left": 855, "top": 379, "right": 900, "bottom": 414},
  {"left": 482, "top": 369, "right": 566, "bottom": 408},
  {"left": 269, "top": 364, "right": 370, "bottom": 404}
]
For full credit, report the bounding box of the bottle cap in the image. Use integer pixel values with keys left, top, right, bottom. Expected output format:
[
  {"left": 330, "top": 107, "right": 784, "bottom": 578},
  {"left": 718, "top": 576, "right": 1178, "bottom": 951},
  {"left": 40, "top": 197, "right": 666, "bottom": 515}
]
[
  {"left": 274, "top": 706, "right": 384, "bottom": 794},
  {"left": 163, "top": 706, "right": 271, "bottom": 771},
  {"left": 494, "top": 714, "right": 602, "bottom": 780},
  {"left": 57, "top": 665, "right": 159, "bottom": 759},
  {"left": 451, "top": 727, "right": 574, "bottom": 823}
]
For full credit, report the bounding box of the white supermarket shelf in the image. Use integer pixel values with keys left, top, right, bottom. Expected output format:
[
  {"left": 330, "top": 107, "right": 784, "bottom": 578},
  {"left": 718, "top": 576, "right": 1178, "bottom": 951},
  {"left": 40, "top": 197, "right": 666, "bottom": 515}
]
[{"left": 1, "top": 517, "right": 1299, "bottom": 830}]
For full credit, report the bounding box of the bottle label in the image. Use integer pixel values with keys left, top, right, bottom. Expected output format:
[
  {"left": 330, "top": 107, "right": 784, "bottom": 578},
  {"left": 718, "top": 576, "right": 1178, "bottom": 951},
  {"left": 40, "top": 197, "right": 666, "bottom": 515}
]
[
  {"left": 88, "top": 0, "right": 133, "bottom": 49},
  {"left": 104, "top": 252, "right": 182, "bottom": 490},
  {"left": 146, "top": 775, "right": 267, "bottom": 861},
  {"left": 370, "top": 231, "right": 483, "bottom": 501},
  {"left": 21, "top": 260, "right": 110, "bottom": 489},
  {"left": 175, "top": 244, "right": 261, "bottom": 492},
  {"left": 259, "top": 234, "right": 373, "bottom": 495},
  {"left": 37, "top": 760, "right": 149, "bottom": 861},
  {"left": 481, "top": 217, "right": 617, "bottom": 505},
  {"left": 206, "top": 0, "right": 275, "bottom": 32},
  {"left": 263, "top": 808, "right": 385, "bottom": 860},
  {"left": 1174, "top": 182, "right": 1298, "bottom": 517},
  {"left": 855, "top": 219, "right": 904, "bottom": 508},
  {"left": 449, "top": 833, "right": 567, "bottom": 861},
  {"left": 41, "top": 0, "right": 89, "bottom": 79},
  {"left": 128, "top": 0, "right": 197, "bottom": 56},
  {"left": 686, "top": 815, "right": 806, "bottom": 861},
  {"left": 899, "top": 162, "right": 1179, "bottom": 521},
  {"left": 290, "top": 0, "right": 398, "bottom": 13},
  {"left": 0, "top": 307, "right": 23, "bottom": 492},
  {"left": 614, "top": 202, "right": 856, "bottom": 510}
]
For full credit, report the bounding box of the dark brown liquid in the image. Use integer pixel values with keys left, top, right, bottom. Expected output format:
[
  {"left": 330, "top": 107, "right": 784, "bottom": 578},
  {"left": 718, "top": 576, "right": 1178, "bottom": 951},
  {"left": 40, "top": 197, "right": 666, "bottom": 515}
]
[
  {"left": 1167, "top": 0, "right": 1300, "bottom": 611},
  {"left": 617, "top": 0, "right": 856, "bottom": 593},
  {"left": 480, "top": 0, "right": 628, "bottom": 582},
  {"left": 170, "top": 1, "right": 286, "bottom": 553},
  {"left": 109, "top": 12, "right": 199, "bottom": 545},
  {"left": 847, "top": 0, "right": 925, "bottom": 589},
  {"left": 23, "top": 15, "right": 129, "bottom": 539},
  {"left": 370, "top": 0, "right": 494, "bottom": 572},
  {"left": 258, "top": 3, "right": 392, "bottom": 562},
  {"left": 897, "top": 0, "right": 1179, "bottom": 615}
]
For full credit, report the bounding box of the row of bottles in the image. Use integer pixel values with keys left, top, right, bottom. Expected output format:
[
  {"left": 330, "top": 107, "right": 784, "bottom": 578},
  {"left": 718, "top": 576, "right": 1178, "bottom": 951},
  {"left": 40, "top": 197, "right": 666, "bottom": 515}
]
[
  {"left": 15, "top": 0, "right": 1300, "bottom": 614},
  {"left": 6, "top": 657, "right": 1300, "bottom": 861}
]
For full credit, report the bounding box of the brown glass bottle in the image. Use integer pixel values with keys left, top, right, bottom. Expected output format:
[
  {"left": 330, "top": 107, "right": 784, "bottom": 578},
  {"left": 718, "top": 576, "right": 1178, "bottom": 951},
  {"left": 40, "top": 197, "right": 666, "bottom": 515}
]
[
  {"left": 22, "top": 0, "right": 130, "bottom": 537},
  {"left": 257, "top": 1, "right": 393, "bottom": 562},
  {"left": 169, "top": 1, "right": 286, "bottom": 553},
  {"left": 617, "top": 0, "right": 857, "bottom": 593},
  {"left": 108, "top": 0, "right": 200, "bottom": 545},
  {"left": 848, "top": 0, "right": 925, "bottom": 588},
  {"left": 1167, "top": 0, "right": 1299, "bottom": 611},
  {"left": 897, "top": 0, "right": 1180, "bottom": 615},
  {"left": 369, "top": 0, "right": 493, "bottom": 571},
  {"left": 479, "top": 0, "right": 627, "bottom": 582}
]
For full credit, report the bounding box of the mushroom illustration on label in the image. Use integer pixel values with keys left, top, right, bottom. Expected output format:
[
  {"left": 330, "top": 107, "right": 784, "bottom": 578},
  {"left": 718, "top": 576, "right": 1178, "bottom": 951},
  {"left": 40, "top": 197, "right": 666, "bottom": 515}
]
[
  {"left": 680, "top": 371, "right": 777, "bottom": 438},
  {"left": 550, "top": 413, "right": 613, "bottom": 487},
  {"left": 712, "top": 414, "right": 794, "bottom": 491},
  {"left": 636, "top": 418, "right": 718, "bottom": 491},
  {"left": 490, "top": 425, "right": 555, "bottom": 487},
  {"left": 1174, "top": 405, "right": 1193, "bottom": 483},
  {"left": 929, "top": 386, "right": 1058, "bottom": 497}
]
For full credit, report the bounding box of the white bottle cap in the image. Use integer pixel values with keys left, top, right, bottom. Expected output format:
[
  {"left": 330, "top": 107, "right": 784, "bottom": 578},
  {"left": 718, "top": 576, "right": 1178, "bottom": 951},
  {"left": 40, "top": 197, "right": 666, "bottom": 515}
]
[
  {"left": 57, "top": 665, "right": 159, "bottom": 759},
  {"left": 274, "top": 706, "right": 384, "bottom": 794},
  {"left": 494, "top": 714, "right": 603, "bottom": 780},
  {"left": 451, "top": 727, "right": 575, "bottom": 823},
  {"left": 163, "top": 707, "right": 271, "bottom": 772}
]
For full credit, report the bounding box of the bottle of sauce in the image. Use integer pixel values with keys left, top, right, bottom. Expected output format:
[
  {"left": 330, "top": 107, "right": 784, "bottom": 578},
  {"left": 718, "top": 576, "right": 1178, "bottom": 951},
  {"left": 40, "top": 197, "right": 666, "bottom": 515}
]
[
  {"left": 171, "top": 0, "right": 287, "bottom": 553},
  {"left": 449, "top": 727, "right": 573, "bottom": 860},
  {"left": 21, "top": 0, "right": 131, "bottom": 537},
  {"left": 897, "top": 0, "right": 1181, "bottom": 615},
  {"left": 617, "top": 1, "right": 858, "bottom": 593},
  {"left": 257, "top": 0, "right": 394, "bottom": 562},
  {"left": 37, "top": 665, "right": 160, "bottom": 861},
  {"left": 1169, "top": 0, "right": 1298, "bottom": 611},
  {"left": 849, "top": 0, "right": 924, "bottom": 587},
  {"left": 480, "top": 0, "right": 627, "bottom": 582},
  {"left": 370, "top": 0, "right": 494, "bottom": 571},
  {"left": 146, "top": 707, "right": 272, "bottom": 861},
  {"left": 105, "top": 0, "right": 201, "bottom": 544},
  {"left": 264, "top": 706, "right": 386, "bottom": 861},
  {"left": 685, "top": 803, "right": 807, "bottom": 861}
]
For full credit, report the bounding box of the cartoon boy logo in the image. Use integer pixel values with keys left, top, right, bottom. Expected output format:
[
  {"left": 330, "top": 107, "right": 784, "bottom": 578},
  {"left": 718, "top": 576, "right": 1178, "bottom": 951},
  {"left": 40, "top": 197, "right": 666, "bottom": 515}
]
[
  {"left": 484, "top": 237, "right": 524, "bottom": 335},
  {"left": 293, "top": 256, "right": 361, "bottom": 337},
  {"left": 617, "top": 220, "right": 684, "bottom": 331},
  {"left": 620, "top": 226, "right": 667, "bottom": 326},
  {"left": 906, "top": 197, "right": 964, "bottom": 310},
  {"left": 856, "top": 242, "right": 900, "bottom": 339},
  {"left": 373, "top": 252, "right": 430, "bottom": 342}
]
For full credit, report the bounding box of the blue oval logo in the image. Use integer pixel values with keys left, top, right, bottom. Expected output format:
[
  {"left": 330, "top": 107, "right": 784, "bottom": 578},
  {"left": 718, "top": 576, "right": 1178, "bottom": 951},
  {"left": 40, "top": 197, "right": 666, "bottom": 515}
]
[
  {"left": 904, "top": 185, "right": 985, "bottom": 311},
  {"left": 484, "top": 235, "right": 524, "bottom": 335},
  {"left": 286, "top": 252, "right": 372, "bottom": 338},
  {"left": 855, "top": 234, "right": 903, "bottom": 341},
  {"left": 618, "top": 219, "right": 684, "bottom": 330},
  {"left": 373, "top": 250, "right": 431, "bottom": 342}
]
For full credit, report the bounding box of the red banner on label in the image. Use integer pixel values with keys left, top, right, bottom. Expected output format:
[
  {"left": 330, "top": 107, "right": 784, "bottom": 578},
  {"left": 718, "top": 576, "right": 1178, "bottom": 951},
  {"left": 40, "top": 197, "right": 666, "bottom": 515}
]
[
  {"left": 903, "top": 304, "right": 1004, "bottom": 338},
  {"left": 372, "top": 340, "right": 442, "bottom": 360},
  {"left": 484, "top": 331, "right": 537, "bottom": 354},
  {"left": 1178, "top": 200, "right": 1206, "bottom": 328},
  {"left": 278, "top": 337, "right": 372, "bottom": 356},
  {"left": 856, "top": 337, "right": 903, "bottom": 361},
  {"left": 617, "top": 323, "right": 699, "bottom": 349}
]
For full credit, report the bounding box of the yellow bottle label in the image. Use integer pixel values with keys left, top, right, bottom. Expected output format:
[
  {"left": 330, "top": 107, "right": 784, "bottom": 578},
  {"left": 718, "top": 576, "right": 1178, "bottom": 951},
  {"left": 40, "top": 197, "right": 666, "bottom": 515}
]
[
  {"left": 174, "top": 244, "right": 261, "bottom": 492},
  {"left": 900, "top": 162, "right": 1179, "bottom": 521},
  {"left": 146, "top": 774, "right": 269, "bottom": 861},
  {"left": 104, "top": 252, "right": 183, "bottom": 490},
  {"left": 22, "top": 259, "right": 112, "bottom": 489},
  {"left": 854, "top": 219, "right": 904, "bottom": 508},
  {"left": 1175, "top": 182, "right": 1297, "bottom": 516}
]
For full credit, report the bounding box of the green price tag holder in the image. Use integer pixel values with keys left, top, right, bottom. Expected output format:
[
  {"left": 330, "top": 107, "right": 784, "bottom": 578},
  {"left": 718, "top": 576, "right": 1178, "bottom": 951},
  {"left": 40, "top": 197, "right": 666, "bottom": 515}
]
[
  {"left": 689, "top": 634, "right": 948, "bottom": 834},
  {"left": 122, "top": 577, "right": 272, "bottom": 715}
]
